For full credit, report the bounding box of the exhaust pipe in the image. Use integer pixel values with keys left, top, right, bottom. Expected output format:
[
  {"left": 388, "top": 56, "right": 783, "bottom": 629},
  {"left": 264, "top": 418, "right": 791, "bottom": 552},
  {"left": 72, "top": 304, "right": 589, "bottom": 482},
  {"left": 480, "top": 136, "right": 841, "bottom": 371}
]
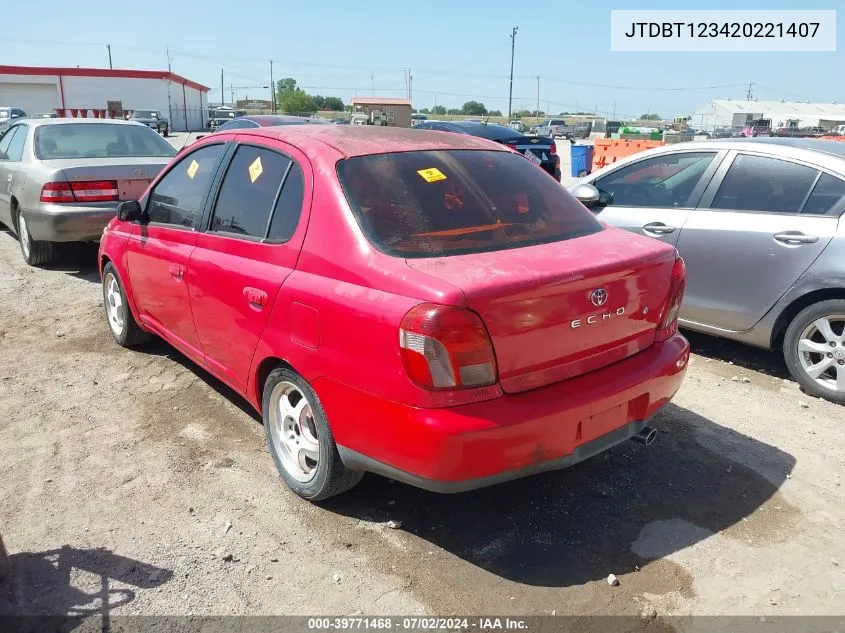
[{"left": 632, "top": 426, "right": 657, "bottom": 446}]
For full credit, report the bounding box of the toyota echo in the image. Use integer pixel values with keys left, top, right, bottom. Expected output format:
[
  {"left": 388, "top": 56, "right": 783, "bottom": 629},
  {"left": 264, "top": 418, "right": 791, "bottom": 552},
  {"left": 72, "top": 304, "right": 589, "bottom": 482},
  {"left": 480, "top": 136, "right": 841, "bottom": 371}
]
[{"left": 98, "top": 126, "right": 689, "bottom": 500}]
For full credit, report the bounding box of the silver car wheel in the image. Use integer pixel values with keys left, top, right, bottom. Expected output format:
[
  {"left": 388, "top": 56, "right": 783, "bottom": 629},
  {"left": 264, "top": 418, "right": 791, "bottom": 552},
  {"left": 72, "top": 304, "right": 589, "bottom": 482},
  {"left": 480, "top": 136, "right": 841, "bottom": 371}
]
[
  {"left": 267, "top": 381, "right": 320, "bottom": 483},
  {"left": 18, "top": 213, "right": 31, "bottom": 259},
  {"left": 104, "top": 273, "right": 125, "bottom": 337},
  {"left": 797, "top": 315, "right": 845, "bottom": 393}
]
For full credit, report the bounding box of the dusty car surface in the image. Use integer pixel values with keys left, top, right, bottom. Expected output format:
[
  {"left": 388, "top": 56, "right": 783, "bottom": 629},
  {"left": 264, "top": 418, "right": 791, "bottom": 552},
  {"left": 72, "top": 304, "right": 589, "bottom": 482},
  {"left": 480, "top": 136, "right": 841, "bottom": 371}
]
[
  {"left": 571, "top": 137, "right": 845, "bottom": 403},
  {"left": 0, "top": 119, "right": 176, "bottom": 266},
  {"left": 98, "top": 125, "right": 689, "bottom": 500}
]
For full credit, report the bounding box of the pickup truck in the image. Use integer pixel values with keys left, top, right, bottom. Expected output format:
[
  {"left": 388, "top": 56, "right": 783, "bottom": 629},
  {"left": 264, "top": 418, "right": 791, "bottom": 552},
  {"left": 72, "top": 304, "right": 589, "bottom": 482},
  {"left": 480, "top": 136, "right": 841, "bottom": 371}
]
[
  {"left": 534, "top": 119, "right": 574, "bottom": 139},
  {"left": 129, "top": 109, "right": 169, "bottom": 136}
]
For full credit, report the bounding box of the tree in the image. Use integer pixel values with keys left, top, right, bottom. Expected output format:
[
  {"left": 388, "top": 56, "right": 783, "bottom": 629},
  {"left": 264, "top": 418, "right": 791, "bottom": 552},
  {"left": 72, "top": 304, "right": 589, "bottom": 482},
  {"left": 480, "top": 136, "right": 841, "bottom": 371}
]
[
  {"left": 488, "top": 109, "right": 503, "bottom": 117},
  {"left": 276, "top": 77, "right": 298, "bottom": 94},
  {"left": 312, "top": 95, "right": 326, "bottom": 110},
  {"left": 322, "top": 96, "right": 345, "bottom": 111},
  {"left": 418, "top": 107, "right": 431, "bottom": 114},
  {"left": 279, "top": 90, "right": 317, "bottom": 115},
  {"left": 640, "top": 113, "right": 661, "bottom": 120},
  {"left": 462, "top": 101, "right": 487, "bottom": 116},
  {"left": 447, "top": 108, "right": 462, "bottom": 115},
  {"left": 432, "top": 105, "right": 447, "bottom": 115}
]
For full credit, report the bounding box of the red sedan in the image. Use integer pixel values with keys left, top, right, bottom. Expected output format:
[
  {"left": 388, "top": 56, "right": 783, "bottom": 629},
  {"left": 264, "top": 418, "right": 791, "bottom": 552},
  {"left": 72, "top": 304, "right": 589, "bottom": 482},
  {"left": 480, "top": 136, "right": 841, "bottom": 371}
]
[{"left": 98, "top": 126, "right": 689, "bottom": 500}]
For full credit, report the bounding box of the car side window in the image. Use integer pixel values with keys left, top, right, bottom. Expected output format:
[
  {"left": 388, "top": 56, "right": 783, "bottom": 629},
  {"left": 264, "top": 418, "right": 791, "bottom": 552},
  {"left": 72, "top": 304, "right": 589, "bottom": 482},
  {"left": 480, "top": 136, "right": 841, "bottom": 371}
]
[
  {"left": 0, "top": 127, "right": 18, "bottom": 159},
  {"left": 711, "top": 154, "right": 819, "bottom": 214},
  {"left": 802, "top": 172, "right": 845, "bottom": 216},
  {"left": 594, "top": 152, "right": 717, "bottom": 209},
  {"left": 5, "top": 127, "right": 26, "bottom": 162},
  {"left": 267, "top": 161, "right": 305, "bottom": 242},
  {"left": 147, "top": 144, "right": 225, "bottom": 229},
  {"left": 210, "top": 145, "right": 292, "bottom": 239}
]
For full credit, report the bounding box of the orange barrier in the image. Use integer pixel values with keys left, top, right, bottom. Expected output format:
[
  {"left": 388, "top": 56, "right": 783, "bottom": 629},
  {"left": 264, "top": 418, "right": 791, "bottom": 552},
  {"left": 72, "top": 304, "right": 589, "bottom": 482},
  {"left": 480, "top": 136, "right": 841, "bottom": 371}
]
[
  {"left": 591, "top": 138, "right": 665, "bottom": 172},
  {"left": 820, "top": 135, "right": 845, "bottom": 142}
]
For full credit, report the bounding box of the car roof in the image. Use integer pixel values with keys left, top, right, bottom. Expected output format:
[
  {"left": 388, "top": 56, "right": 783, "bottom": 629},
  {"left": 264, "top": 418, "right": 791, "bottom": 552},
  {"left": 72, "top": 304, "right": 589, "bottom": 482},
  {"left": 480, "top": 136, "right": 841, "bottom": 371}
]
[
  {"left": 16, "top": 118, "right": 148, "bottom": 128},
  {"left": 243, "top": 115, "right": 329, "bottom": 126},
  {"left": 233, "top": 125, "right": 506, "bottom": 158}
]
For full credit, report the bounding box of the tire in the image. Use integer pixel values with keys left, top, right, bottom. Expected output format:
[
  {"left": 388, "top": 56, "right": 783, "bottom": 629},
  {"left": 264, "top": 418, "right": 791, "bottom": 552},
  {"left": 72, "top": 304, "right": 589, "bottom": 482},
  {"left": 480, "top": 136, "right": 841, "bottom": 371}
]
[
  {"left": 0, "top": 534, "right": 8, "bottom": 583},
  {"left": 783, "top": 299, "right": 845, "bottom": 404},
  {"left": 102, "top": 262, "right": 150, "bottom": 347},
  {"left": 161, "top": 125, "right": 168, "bottom": 137},
  {"left": 262, "top": 367, "right": 363, "bottom": 500},
  {"left": 15, "top": 209, "right": 54, "bottom": 266}
]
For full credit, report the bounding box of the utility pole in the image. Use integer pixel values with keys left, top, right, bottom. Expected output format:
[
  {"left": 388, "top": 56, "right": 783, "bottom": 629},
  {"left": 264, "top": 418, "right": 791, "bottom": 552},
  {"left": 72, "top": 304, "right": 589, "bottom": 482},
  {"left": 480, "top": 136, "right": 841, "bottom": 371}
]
[
  {"left": 535, "top": 75, "right": 540, "bottom": 118},
  {"left": 107, "top": 44, "right": 112, "bottom": 69},
  {"left": 612, "top": 102, "right": 617, "bottom": 120},
  {"left": 746, "top": 81, "right": 755, "bottom": 100},
  {"left": 434, "top": 93, "right": 438, "bottom": 113},
  {"left": 166, "top": 45, "right": 171, "bottom": 72},
  {"left": 371, "top": 75, "right": 375, "bottom": 97},
  {"left": 221, "top": 69, "right": 224, "bottom": 107},
  {"left": 508, "top": 26, "right": 518, "bottom": 120},
  {"left": 408, "top": 69, "right": 413, "bottom": 103},
  {"left": 270, "top": 60, "right": 275, "bottom": 114}
]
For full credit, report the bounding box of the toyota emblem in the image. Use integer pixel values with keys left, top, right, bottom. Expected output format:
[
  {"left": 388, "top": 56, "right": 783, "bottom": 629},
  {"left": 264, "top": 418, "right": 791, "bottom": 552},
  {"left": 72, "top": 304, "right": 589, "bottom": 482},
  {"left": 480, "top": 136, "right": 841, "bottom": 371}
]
[
  {"left": 134, "top": 168, "right": 147, "bottom": 177},
  {"left": 590, "top": 288, "right": 608, "bottom": 307}
]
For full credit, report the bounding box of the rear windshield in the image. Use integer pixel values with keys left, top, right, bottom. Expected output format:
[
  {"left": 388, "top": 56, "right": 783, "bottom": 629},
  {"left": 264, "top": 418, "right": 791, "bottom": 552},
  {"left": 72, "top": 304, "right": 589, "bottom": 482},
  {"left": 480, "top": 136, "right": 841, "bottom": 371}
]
[
  {"left": 337, "top": 150, "right": 602, "bottom": 258},
  {"left": 466, "top": 124, "right": 522, "bottom": 140},
  {"left": 34, "top": 124, "right": 176, "bottom": 159},
  {"left": 132, "top": 110, "right": 158, "bottom": 118}
]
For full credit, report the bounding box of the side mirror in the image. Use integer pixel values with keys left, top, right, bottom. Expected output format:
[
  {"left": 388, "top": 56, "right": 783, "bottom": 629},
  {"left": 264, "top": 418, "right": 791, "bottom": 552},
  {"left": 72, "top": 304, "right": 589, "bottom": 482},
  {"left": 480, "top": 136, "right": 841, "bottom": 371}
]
[
  {"left": 117, "top": 200, "right": 143, "bottom": 222},
  {"left": 571, "top": 183, "right": 601, "bottom": 207}
]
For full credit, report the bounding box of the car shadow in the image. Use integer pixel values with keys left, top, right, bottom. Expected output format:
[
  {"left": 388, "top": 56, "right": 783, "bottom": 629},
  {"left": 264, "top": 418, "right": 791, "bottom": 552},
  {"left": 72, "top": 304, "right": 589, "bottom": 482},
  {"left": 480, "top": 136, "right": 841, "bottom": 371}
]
[
  {"left": 0, "top": 543, "right": 172, "bottom": 625},
  {"left": 320, "top": 403, "right": 796, "bottom": 588},
  {"left": 683, "top": 329, "right": 790, "bottom": 380},
  {"left": 41, "top": 243, "right": 102, "bottom": 283},
  {"left": 140, "top": 338, "right": 262, "bottom": 423}
]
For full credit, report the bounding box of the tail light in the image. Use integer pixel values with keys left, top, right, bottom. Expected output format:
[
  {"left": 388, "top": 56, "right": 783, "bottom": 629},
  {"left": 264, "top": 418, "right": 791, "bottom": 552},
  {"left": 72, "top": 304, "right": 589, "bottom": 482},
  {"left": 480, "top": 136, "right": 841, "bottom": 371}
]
[
  {"left": 40, "top": 180, "right": 118, "bottom": 203},
  {"left": 399, "top": 303, "right": 498, "bottom": 391},
  {"left": 655, "top": 256, "right": 686, "bottom": 342},
  {"left": 40, "top": 182, "right": 75, "bottom": 203},
  {"left": 549, "top": 140, "right": 557, "bottom": 155}
]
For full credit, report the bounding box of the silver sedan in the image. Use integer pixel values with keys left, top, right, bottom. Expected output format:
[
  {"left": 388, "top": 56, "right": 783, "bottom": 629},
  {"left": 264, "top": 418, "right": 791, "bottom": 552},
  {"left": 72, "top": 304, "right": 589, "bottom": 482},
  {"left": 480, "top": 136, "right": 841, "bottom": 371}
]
[
  {"left": 571, "top": 138, "right": 845, "bottom": 404},
  {"left": 0, "top": 118, "right": 175, "bottom": 266}
]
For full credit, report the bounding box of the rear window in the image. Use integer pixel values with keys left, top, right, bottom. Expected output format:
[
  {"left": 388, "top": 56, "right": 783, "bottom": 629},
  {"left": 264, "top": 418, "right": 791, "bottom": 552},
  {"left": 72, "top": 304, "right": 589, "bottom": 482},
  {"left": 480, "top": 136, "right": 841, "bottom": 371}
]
[
  {"left": 465, "top": 124, "right": 521, "bottom": 140},
  {"left": 337, "top": 150, "right": 602, "bottom": 258},
  {"left": 34, "top": 123, "right": 176, "bottom": 159}
]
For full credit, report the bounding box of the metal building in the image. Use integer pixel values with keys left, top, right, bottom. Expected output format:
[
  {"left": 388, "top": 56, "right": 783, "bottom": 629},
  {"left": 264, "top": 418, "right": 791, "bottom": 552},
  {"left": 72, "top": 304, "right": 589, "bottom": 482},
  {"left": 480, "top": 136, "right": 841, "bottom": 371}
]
[
  {"left": 0, "top": 65, "right": 210, "bottom": 132},
  {"left": 690, "top": 99, "right": 845, "bottom": 132}
]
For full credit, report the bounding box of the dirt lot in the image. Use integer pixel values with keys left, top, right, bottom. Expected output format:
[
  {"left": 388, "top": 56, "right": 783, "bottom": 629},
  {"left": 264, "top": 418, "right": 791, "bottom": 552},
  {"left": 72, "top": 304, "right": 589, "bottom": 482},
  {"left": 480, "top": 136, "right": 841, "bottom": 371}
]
[{"left": 0, "top": 226, "right": 844, "bottom": 622}]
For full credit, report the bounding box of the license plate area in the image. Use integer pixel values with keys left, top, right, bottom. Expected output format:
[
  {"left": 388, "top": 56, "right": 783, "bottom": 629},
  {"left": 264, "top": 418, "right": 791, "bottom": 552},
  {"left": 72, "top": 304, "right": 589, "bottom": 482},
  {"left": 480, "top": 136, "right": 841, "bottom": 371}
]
[
  {"left": 581, "top": 403, "right": 627, "bottom": 443},
  {"left": 525, "top": 149, "right": 543, "bottom": 165},
  {"left": 118, "top": 179, "right": 151, "bottom": 201}
]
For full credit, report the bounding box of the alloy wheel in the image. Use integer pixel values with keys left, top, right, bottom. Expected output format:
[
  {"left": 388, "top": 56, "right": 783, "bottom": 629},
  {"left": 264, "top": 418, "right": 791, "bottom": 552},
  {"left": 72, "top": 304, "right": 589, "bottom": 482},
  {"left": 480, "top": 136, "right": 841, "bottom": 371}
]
[
  {"left": 267, "top": 381, "right": 320, "bottom": 483},
  {"left": 797, "top": 315, "right": 845, "bottom": 394},
  {"left": 18, "top": 214, "right": 31, "bottom": 259},
  {"left": 104, "top": 273, "right": 125, "bottom": 337}
]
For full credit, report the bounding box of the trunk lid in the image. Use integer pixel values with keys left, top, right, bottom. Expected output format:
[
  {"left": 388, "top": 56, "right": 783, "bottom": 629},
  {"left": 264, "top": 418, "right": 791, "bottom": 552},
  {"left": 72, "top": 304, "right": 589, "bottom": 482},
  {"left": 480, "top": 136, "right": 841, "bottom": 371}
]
[
  {"left": 41, "top": 158, "right": 170, "bottom": 200},
  {"left": 499, "top": 136, "right": 556, "bottom": 171},
  {"left": 406, "top": 228, "right": 677, "bottom": 394}
]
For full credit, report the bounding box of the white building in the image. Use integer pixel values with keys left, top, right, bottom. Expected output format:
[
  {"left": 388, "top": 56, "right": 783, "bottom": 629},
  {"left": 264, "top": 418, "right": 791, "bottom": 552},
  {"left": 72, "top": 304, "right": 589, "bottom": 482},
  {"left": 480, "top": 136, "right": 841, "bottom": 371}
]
[
  {"left": 0, "top": 65, "right": 209, "bottom": 132},
  {"left": 690, "top": 99, "right": 845, "bottom": 131}
]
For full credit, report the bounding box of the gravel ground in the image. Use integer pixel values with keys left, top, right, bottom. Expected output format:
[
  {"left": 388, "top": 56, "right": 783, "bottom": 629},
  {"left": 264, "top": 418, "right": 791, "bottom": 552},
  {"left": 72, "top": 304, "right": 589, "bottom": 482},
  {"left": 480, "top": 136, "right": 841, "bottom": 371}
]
[{"left": 0, "top": 175, "right": 844, "bottom": 622}]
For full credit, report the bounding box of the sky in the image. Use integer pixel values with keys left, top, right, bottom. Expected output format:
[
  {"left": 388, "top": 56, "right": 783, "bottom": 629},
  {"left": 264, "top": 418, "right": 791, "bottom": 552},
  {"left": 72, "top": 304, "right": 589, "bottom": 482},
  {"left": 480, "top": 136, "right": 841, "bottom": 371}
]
[{"left": 3, "top": 0, "right": 843, "bottom": 120}]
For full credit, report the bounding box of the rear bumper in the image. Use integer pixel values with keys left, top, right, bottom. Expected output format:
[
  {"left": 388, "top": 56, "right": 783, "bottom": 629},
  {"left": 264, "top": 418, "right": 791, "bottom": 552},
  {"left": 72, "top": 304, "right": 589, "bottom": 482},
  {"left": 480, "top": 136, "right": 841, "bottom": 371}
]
[
  {"left": 317, "top": 333, "right": 690, "bottom": 492},
  {"left": 23, "top": 204, "right": 117, "bottom": 242}
]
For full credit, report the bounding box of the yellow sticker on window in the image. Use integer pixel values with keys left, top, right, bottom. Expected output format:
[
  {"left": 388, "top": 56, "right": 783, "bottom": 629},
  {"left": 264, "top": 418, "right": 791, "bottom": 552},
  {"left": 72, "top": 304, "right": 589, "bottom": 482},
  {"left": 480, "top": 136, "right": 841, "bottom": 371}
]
[
  {"left": 186, "top": 159, "right": 199, "bottom": 179},
  {"left": 417, "top": 167, "right": 447, "bottom": 183},
  {"left": 248, "top": 156, "right": 263, "bottom": 183}
]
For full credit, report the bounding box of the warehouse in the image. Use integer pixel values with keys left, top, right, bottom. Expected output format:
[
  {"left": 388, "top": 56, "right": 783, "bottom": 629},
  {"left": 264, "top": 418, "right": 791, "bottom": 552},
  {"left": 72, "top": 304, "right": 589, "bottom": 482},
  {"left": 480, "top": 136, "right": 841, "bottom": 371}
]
[
  {"left": 349, "top": 97, "right": 412, "bottom": 127},
  {"left": 690, "top": 99, "right": 845, "bottom": 132},
  {"left": 0, "top": 65, "right": 209, "bottom": 132}
]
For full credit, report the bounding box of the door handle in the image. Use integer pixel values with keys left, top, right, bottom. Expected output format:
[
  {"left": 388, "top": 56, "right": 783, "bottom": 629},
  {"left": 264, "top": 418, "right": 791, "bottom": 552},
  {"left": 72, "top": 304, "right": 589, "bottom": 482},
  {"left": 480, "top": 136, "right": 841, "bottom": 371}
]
[
  {"left": 243, "top": 287, "right": 268, "bottom": 309},
  {"left": 773, "top": 232, "right": 819, "bottom": 245},
  {"left": 168, "top": 263, "right": 184, "bottom": 280},
  {"left": 642, "top": 222, "right": 676, "bottom": 235}
]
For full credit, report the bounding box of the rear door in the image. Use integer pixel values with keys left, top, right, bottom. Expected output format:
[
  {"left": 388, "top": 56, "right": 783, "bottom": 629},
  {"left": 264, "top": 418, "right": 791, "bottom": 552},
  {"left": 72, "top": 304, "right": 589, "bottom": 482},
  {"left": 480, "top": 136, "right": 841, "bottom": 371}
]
[
  {"left": 0, "top": 125, "right": 25, "bottom": 226},
  {"left": 126, "top": 141, "right": 228, "bottom": 357},
  {"left": 589, "top": 150, "right": 725, "bottom": 246},
  {"left": 676, "top": 151, "right": 843, "bottom": 330},
  {"left": 188, "top": 139, "right": 311, "bottom": 393}
]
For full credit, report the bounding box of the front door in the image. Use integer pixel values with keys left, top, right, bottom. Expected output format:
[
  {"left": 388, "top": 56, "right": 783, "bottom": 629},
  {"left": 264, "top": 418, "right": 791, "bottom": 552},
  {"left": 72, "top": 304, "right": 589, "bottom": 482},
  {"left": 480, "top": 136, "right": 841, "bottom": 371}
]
[
  {"left": 188, "top": 141, "right": 310, "bottom": 393},
  {"left": 677, "top": 152, "right": 844, "bottom": 331},
  {"left": 590, "top": 150, "right": 724, "bottom": 247},
  {"left": 126, "top": 142, "right": 227, "bottom": 358}
]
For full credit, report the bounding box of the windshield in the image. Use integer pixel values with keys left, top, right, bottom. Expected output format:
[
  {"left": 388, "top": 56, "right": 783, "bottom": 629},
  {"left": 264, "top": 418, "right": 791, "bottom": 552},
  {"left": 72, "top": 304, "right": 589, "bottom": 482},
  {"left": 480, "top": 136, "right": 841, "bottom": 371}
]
[
  {"left": 337, "top": 150, "right": 601, "bottom": 258},
  {"left": 0, "top": 111, "right": 8, "bottom": 119},
  {"left": 34, "top": 123, "right": 177, "bottom": 159},
  {"left": 132, "top": 111, "right": 158, "bottom": 119}
]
